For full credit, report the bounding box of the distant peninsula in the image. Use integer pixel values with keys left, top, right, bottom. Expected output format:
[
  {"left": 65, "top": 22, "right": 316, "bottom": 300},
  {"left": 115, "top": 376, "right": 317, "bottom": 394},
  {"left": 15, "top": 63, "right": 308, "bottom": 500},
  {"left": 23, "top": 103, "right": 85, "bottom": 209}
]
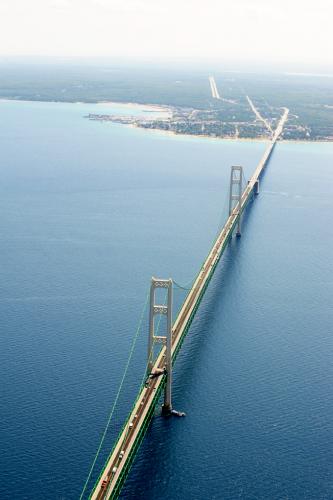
[{"left": 1, "top": 63, "right": 332, "bottom": 141}]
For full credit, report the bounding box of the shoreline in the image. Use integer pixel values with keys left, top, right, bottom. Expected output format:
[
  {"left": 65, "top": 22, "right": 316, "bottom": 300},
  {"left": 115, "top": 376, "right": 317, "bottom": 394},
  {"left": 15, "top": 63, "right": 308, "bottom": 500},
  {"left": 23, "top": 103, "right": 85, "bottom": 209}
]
[
  {"left": 0, "top": 97, "right": 172, "bottom": 116},
  {"left": 96, "top": 100, "right": 172, "bottom": 114},
  {"left": 1, "top": 97, "right": 332, "bottom": 144},
  {"left": 126, "top": 122, "right": 333, "bottom": 145},
  {"left": 127, "top": 123, "right": 268, "bottom": 143}
]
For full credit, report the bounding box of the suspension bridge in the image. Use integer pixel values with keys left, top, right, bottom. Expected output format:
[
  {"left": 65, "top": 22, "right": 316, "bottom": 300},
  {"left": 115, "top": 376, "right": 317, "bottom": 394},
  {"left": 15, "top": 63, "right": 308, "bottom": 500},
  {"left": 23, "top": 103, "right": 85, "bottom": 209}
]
[{"left": 83, "top": 107, "right": 289, "bottom": 499}]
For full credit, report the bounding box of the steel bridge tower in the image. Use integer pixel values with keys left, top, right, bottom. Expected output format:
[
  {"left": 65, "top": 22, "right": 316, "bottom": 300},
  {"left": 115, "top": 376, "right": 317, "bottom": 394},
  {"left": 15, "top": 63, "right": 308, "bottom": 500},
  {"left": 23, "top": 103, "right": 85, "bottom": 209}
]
[
  {"left": 147, "top": 277, "right": 173, "bottom": 414},
  {"left": 229, "top": 165, "right": 244, "bottom": 237}
]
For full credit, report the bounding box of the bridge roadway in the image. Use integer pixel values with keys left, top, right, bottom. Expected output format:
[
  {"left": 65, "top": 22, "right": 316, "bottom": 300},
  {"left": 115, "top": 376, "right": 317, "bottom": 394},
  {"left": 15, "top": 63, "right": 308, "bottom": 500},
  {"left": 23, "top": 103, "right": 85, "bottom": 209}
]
[{"left": 90, "top": 107, "right": 289, "bottom": 500}]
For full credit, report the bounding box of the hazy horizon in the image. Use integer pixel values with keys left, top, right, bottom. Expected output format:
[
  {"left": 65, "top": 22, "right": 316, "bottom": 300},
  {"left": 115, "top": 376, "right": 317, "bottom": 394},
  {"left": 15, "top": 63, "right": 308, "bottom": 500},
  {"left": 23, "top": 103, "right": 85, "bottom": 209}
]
[
  {"left": 0, "top": 0, "right": 332, "bottom": 70},
  {"left": 1, "top": 55, "right": 333, "bottom": 78}
]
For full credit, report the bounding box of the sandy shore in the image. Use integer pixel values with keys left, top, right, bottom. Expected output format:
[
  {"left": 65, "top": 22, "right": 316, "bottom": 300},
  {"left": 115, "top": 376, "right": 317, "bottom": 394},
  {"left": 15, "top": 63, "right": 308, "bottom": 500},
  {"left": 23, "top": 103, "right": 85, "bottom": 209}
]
[
  {"left": 127, "top": 123, "right": 333, "bottom": 144},
  {"left": 124, "top": 122, "right": 333, "bottom": 145},
  {"left": 0, "top": 98, "right": 172, "bottom": 115},
  {"left": 127, "top": 123, "right": 266, "bottom": 142},
  {"left": 96, "top": 100, "right": 172, "bottom": 116}
]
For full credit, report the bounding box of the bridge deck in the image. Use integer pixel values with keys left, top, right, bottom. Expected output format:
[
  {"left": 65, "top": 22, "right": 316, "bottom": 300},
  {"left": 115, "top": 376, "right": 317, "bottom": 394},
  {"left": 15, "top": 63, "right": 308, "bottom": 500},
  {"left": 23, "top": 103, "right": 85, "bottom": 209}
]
[{"left": 90, "top": 108, "right": 289, "bottom": 500}]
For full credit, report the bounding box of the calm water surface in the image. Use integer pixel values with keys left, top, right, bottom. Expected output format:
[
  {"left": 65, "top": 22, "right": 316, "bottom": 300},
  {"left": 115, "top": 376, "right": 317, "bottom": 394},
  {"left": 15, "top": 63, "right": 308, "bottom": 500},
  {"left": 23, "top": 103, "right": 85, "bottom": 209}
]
[{"left": 0, "top": 100, "right": 332, "bottom": 499}]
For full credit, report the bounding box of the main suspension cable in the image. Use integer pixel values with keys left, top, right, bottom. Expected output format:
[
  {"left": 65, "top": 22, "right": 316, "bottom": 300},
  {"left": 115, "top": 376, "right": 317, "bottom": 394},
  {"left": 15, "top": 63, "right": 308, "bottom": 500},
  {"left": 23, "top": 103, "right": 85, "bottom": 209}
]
[{"left": 79, "top": 290, "right": 150, "bottom": 500}]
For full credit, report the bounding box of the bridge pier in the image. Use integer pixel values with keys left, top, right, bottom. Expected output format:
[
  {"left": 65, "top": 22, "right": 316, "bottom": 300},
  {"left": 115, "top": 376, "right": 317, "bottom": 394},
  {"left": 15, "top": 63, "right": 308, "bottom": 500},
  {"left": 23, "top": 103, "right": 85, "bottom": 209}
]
[
  {"left": 229, "top": 165, "right": 244, "bottom": 237},
  {"left": 254, "top": 179, "right": 260, "bottom": 195},
  {"left": 148, "top": 277, "right": 173, "bottom": 413}
]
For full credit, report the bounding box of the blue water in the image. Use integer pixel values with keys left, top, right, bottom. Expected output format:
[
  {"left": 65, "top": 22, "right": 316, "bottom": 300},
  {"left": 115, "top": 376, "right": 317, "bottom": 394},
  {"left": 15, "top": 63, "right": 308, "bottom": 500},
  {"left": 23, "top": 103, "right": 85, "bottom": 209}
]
[{"left": 1, "top": 100, "right": 332, "bottom": 499}]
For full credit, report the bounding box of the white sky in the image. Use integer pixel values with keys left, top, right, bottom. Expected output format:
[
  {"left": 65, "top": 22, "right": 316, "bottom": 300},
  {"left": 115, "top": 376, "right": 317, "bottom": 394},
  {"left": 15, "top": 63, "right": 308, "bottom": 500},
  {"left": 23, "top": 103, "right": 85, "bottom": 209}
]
[{"left": 0, "top": 0, "right": 332, "bottom": 66}]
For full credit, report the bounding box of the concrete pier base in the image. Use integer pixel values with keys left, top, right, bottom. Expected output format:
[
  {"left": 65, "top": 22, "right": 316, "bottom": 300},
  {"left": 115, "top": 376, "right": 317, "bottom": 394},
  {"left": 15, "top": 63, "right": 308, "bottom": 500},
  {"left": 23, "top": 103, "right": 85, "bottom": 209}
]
[{"left": 254, "top": 179, "right": 260, "bottom": 195}]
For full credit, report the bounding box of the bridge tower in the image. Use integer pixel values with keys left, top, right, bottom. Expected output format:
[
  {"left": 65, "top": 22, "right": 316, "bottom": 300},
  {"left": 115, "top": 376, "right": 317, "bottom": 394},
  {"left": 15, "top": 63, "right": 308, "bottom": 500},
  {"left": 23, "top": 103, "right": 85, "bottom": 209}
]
[
  {"left": 148, "top": 277, "right": 173, "bottom": 414},
  {"left": 229, "top": 165, "right": 244, "bottom": 237}
]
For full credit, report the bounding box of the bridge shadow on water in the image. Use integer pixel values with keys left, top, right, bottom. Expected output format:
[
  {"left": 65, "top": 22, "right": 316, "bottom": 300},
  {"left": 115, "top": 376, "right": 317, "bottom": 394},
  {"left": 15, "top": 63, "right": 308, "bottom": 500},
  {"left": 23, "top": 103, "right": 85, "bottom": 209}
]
[{"left": 169, "top": 195, "right": 260, "bottom": 398}]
